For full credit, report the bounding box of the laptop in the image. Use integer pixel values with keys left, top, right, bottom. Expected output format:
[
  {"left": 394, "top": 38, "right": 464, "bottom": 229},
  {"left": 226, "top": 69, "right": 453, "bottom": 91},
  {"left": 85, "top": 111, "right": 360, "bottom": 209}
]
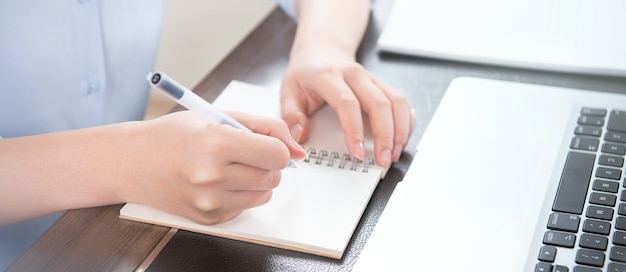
[
  {"left": 353, "top": 77, "right": 626, "bottom": 271},
  {"left": 377, "top": 0, "right": 626, "bottom": 77}
]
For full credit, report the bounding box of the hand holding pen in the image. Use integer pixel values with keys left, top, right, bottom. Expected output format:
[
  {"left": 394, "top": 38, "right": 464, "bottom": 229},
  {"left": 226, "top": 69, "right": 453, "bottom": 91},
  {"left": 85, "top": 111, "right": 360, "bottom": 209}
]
[
  {"left": 148, "top": 72, "right": 303, "bottom": 168},
  {"left": 131, "top": 71, "right": 306, "bottom": 224}
]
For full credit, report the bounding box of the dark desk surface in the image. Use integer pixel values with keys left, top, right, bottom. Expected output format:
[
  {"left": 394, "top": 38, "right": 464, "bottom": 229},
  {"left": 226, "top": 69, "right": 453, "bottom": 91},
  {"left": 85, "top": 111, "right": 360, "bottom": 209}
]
[{"left": 9, "top": 0, "right": 626, "bottom": 271}]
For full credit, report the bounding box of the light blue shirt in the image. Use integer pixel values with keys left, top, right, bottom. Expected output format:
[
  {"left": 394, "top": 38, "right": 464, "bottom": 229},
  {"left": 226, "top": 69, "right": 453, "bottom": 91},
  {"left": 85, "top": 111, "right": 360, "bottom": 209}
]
[
  {"left": 0, "top": 0, "right": 295, "bottom": 269},
  {"left": 0, "top": 0, "right": 163, "bottom": 138},
  {"left": 0, "top": 1, "right": 296, "bottom": 138}
]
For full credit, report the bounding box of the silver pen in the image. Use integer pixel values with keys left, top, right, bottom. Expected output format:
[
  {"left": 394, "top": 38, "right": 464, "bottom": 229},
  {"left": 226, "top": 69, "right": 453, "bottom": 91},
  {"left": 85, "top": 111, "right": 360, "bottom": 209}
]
[{"left": 147, "top": 71, "right": 296, "bottom": 168}]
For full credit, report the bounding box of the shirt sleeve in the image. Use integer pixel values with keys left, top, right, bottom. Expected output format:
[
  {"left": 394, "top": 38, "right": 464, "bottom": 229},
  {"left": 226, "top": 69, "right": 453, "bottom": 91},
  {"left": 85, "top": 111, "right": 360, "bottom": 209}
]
[{"left": 273, "top": 0, "right": 297, "bottom": 21}]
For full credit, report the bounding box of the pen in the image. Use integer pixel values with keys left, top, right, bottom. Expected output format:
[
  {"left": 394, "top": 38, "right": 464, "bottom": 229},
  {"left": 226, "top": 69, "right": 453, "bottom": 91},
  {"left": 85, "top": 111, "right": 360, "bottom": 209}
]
[{"left": 147, "top": 71, "right": 296, "bottom": 168}]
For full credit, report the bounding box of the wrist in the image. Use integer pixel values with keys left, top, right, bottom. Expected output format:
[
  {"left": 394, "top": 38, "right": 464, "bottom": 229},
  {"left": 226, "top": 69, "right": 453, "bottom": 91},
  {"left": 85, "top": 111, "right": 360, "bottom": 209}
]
[
  {"left": 108, "top": 120, "right": 157, "bottom": 204},
  {"left": 290, "top": 42, "right": 356, "bottom": 64}
]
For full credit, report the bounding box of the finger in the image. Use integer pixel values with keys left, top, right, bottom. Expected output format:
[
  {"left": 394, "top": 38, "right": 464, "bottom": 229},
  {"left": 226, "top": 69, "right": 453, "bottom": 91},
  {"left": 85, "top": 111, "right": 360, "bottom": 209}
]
[
  {"left": 344, "top": 71, "right": 394, "bottom": 167},
  {"left": 279, "top": 79, "right": 313, "bottom": 144},
  {"left": 312, "top": 76, "right": 366, "bottom": 160},
  {"left": 372, "top": 75, "right": 414, "bottom": 161},
  {"left": 159, "top": 204, "right": 243, "bottom": 226},
  {"left": 198, "top": 188, "right": 273, "bottom": 213},
  {"left": 228, "top": 112, "right": 307, "bottom": 160},
  {"left": 188, "top": 189, "right": 273, "bottom": 225},
  {"left": 211, "top": 124, "right": 292, "bottom": 170},
  {"left": 221, "top": 163, "right": 282, "bottom": 191}
]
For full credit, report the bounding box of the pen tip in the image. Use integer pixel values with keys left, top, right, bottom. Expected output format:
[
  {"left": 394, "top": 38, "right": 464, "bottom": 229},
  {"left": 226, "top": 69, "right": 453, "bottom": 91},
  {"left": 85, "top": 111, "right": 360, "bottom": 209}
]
[{"left": 288, "top": 161, "right": 297, "bottom": 168}]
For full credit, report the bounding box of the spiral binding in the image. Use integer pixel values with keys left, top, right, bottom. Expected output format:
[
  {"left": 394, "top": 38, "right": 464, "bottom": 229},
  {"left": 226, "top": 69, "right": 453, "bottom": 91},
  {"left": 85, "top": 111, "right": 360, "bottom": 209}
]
[{"left": 303, "top": 147, "right": 374, "bottom": 173}]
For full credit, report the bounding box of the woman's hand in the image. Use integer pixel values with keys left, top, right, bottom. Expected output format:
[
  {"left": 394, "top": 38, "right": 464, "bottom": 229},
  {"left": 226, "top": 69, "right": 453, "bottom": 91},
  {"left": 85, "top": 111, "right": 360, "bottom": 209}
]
[
  {"left": 280, "top": 44, "right": 414, "bottom": 167},
  {"left": 124, "top": 111, "right": 307, "bottom": 225},
  {"left": 280, "top": 0, "right": 414, "bottom": 168}
]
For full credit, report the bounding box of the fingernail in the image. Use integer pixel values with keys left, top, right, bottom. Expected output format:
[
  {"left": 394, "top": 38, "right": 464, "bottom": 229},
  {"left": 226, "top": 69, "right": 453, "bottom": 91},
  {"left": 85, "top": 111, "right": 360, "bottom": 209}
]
[
  {"left": 290, "top": 123, "right": 303, "bottom": 142},
  {"left": 380, "top": 149, "right": 392, "bottom": 167},
  {"left": 354, "top": 142, "right": 365, "bottom": 160},
  {"left": 289, "top": 138, "right": 307, "bottom": 154},
  {"left": 392, "top": 143, "right": 404, "bottom": 161}
]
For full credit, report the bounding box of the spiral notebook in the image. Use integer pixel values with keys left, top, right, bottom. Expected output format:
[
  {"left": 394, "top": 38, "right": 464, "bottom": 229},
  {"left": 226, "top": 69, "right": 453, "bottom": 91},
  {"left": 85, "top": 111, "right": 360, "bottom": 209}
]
[{"left": 119, "top": 81, "right": 386, "bottom": 259}]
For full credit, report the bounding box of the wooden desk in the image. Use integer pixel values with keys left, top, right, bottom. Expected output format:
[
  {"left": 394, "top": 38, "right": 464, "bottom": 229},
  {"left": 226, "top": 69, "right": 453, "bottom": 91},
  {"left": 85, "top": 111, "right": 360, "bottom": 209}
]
[{"left": 9, "top": 1, "right": 626, "bottom": 271}]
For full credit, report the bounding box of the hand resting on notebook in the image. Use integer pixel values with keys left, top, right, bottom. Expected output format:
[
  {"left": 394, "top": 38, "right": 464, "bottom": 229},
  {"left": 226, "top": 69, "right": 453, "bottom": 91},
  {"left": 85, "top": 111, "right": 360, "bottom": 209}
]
[
  {"left": 279, "top": 0, "right": 415, "bottom": 168},
  {"left": 0, "top": 111, "right": 306, "bottom": 226}
]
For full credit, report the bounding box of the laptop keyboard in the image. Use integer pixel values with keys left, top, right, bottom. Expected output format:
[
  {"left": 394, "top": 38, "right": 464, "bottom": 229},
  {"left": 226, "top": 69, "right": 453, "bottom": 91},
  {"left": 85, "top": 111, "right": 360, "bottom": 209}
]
[{"left": 537, "top": 108, "right": 626, "bottom": 272}]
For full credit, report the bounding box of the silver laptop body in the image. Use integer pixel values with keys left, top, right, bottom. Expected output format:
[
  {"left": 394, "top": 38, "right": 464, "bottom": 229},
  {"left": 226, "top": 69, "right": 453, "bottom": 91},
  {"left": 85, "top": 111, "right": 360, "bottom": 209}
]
[{"left": 354, "top": 77, "right": 626, "bottom": 271}]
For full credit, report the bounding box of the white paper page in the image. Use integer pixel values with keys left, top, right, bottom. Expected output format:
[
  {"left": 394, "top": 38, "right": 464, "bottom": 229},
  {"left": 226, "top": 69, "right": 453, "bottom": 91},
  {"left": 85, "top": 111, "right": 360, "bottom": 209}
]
[{"left": 121, "top": 162, "right": 381, "bottom": 258}]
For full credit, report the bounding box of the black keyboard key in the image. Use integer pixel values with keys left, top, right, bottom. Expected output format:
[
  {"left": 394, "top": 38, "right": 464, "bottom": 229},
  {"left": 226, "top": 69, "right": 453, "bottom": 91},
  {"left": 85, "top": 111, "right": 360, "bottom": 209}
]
[
  {"left": 576, "top": 248, "right": 605, "bottom": 267},
  {"left": 593, "top": 179, "right": 620, "bottom": 192},
  {"left": 593, "top": 179, "right": 620, "bottom": 193},
  {"left": 619, "top": 203, "right": 626, "bottom": 216},
  {"left": 535, "top": 262, "right": 553, "bottom": 272},
  {"left": 608, "top": 110, "right": 626, "bottom": 133},
  {"left": 602, "top": 143, "right": 626, "bottom": 155},
  {"left": 583, "top": 219, "right": 611, "bottom": 235},
  {"left": 582, "top": 108, "right": 607, "bottom": 117},
  {"left": 586, "top": 205, "right": 614, "bottom": 221},
  {"left": 617, "top": 217, "right": 626, "bottom": 231},
  {"left": 596, "top": 168, "right": 622, "bottom": 180},
  {"left": 573, "top": 266, "right": 601, "bottom": 272},
  {"left": 579, "top": 233, "right": 608, "bottom": 250},
  {"left": 548, "top": 213, "right": 580, "bottom": 232},
  {"left": 614, "top": 231, "right": 626, "bottom": 246},
  {"left": 599, "top": 155, "right": 625, "bottom": 167},
  {"left": 579, "top": 116, "right": 605, "bottom": 126},
  {"left": 575, "top": 125, "right": 603, "bottom": 137},
  {"left": 544, "top": 231, "right": 576, "bottom": 248},
  {"left": 554, "top": 265, "right": 568, "bottom": 272},
  {"left": 611, "top": 246, "right": 626, "bottom": 263},
  {"left": 589, "top": 192, "right": 617, "bottom": 207},
  {"left": 608, "top": 262, "right": 626, "bottom": 272},
  {"left": 571, "top": 137, "right": 600, "bottom": 151},
  {"left": 553, "top": 152, "right": 596, "bottom": 214},
  {"left": 539, "top": 245, "right": 557, "bottom": 262},
  {"left": 606, "top": 131, "right": 626, "bottom": 143}
]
